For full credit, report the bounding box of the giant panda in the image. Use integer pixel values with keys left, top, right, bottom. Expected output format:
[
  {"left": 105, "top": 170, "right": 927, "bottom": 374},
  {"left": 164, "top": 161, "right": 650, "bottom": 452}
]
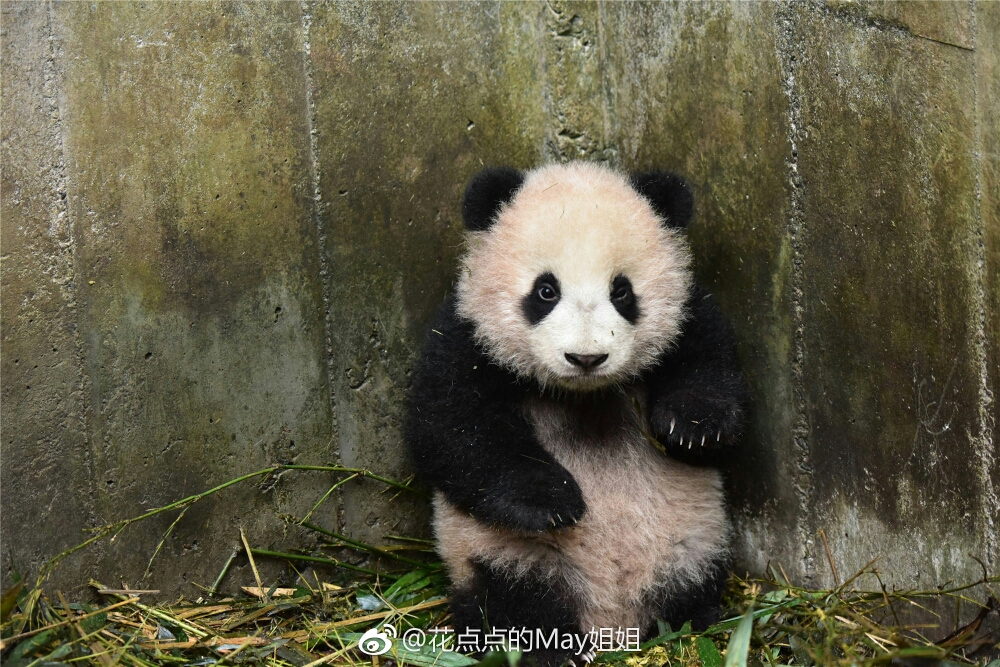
[{"left": 406, "top": 162, "right": 747, "bottom": 666}]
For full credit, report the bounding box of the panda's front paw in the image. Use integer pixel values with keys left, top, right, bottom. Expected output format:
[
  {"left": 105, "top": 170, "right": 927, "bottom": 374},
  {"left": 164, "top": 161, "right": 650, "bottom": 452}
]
[
  {"left": 651, "top": 389, "right": 743, "bottom": 459},
  {"left": 479, "top": 465, "right": 587, "bottom": 533}
]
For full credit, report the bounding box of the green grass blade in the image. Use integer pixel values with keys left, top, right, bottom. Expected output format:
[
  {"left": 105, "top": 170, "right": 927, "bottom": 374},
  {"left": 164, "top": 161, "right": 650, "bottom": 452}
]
[
  {"left": 723, "top": 604, "right": 754, "bottom": 667},
  {"left": 696, "top": 636, "right": 723, "bottom": 667}
]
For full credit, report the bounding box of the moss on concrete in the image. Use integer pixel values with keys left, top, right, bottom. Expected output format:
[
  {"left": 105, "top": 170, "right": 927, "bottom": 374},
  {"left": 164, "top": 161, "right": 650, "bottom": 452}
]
[
  {"left": 826, "top": 0, "right": 973, "bottom": 50},
  {"left": 793, "top": 4, "right": 987, "bottom": 587},
  {"left": 51, "top": 1, "right": 334, "bottom": 592}
]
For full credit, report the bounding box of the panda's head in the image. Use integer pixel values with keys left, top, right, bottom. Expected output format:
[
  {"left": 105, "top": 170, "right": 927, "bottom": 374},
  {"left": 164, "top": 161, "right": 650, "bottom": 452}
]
[{"left": 456, "top": 162, "right": 694, "bottom": 392}]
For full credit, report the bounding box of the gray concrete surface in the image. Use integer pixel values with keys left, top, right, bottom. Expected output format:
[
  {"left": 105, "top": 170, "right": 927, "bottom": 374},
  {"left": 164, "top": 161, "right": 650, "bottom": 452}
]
[{"left": 1, "top": 0, "right": 997, "bottom": 598}]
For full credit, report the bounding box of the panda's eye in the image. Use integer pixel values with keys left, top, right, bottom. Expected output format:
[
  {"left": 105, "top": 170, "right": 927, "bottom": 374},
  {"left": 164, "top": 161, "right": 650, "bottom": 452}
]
[
  {"left": 522, "top": 273, "right": 561, "bottom": 324},
  {"left": 612, "top": 285, "right": 633, "bottom": 304},
  {"left": 537, "top": 283, "right": 558, "bottom": 301}
]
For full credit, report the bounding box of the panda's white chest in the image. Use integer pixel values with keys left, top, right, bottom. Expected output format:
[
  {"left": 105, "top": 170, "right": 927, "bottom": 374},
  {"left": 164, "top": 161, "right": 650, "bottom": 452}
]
[
  {"left": 525, "top": 392, "right": 729, "bottom": 630},
  {"left": 432, "top": 391, "right": 729, "bottom": 633}
]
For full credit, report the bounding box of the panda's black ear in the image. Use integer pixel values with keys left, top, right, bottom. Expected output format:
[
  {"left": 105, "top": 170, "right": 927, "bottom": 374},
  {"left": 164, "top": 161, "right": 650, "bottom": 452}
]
[
  {"left": 462, "top": 167, "right": 525, "bottom": 231},
  {"left": 630, "top": 171, "right": 694, "bottom": 229}
]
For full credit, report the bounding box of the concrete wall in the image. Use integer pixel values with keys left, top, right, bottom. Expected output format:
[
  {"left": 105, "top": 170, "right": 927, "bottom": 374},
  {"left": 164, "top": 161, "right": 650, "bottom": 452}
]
[{"left": 2, "top": 1, "right": 997, "bottom": 597}]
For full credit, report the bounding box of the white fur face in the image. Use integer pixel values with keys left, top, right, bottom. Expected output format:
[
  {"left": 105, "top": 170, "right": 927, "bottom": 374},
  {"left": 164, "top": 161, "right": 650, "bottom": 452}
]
[{"left": 456, "top": 162, "right": 693, "bottom": 391}]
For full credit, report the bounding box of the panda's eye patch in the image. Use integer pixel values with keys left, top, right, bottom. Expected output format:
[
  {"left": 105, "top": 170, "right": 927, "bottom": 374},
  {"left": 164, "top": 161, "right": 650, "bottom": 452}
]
[
  {"left": 611, "top": 274, "right": 640, "bottom": 324},
  {"left": 522, "top": 272, "right": 561, "bottom": 325}
]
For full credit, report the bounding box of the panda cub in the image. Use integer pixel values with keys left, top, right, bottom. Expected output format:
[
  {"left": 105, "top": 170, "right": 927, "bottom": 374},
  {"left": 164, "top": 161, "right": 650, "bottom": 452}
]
[{"left": 406, "top": 162, "right": 747, "bottom": 665}]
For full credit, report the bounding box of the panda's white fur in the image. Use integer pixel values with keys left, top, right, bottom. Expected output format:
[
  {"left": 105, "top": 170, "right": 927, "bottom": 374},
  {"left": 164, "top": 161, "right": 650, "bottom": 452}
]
[
  {"left": 436, "top": 162, "right": 730, "bottom": 632},
  {"left": 456, "top": 162, "right": 692, "bottom": 392}
]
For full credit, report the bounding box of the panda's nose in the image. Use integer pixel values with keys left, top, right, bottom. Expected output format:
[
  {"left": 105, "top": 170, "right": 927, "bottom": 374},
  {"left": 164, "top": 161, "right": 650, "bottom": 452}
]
[{"left": 565, "top": 353, "right": 608, "bottom": 369}]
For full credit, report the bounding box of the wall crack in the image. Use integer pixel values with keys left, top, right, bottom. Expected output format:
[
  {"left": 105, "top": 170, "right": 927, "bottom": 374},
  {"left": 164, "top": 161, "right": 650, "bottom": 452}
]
[
  {"left": 45, "top": 0, "right": 97, "bottom": 536},
  {"left": 300, "top": 1, "right": 342, "bottom": 509},
  {"left": 775, "top": 2, "right": 816, "bottom": 584},
  {"left": 969, "top": 0, "right": 998, "bottom": 567}
]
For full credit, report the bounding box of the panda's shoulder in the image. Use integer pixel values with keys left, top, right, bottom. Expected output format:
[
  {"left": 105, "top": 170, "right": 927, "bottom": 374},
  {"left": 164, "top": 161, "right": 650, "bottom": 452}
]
[
  {"left": 685, "top": 281, "right": 726, "bottom": 324},
  {"left": 429, "top": 293, "right": 472, "bottom": 338},
  {"left": 676, "top": 280, "right": 738, "bottom": 354},
  {"left": 416, "top": 294, "right": 476, "bottom": 364},
  {"left": 416, "top": 293, "right": 524, "bottom": 392}
]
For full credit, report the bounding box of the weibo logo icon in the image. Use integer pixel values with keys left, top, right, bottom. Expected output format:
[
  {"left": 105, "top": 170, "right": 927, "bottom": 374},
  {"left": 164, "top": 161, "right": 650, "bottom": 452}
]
[{"left": 358, "top": 625, "right": 396, "bottom": 656}]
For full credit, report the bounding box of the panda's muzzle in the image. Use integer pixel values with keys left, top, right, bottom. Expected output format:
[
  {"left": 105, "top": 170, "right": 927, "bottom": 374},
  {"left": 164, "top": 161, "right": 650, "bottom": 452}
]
[{"left": 564, "top": 353, "right": 609, "bottom": 369}]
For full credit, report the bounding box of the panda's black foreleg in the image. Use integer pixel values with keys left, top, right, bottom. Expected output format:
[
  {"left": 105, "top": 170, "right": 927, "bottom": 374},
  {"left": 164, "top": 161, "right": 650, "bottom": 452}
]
[
  {"left": 654, "top": 562, "right": 729, "bottom": 634},
  {"left": 450, "top": 560, "right": 592, "bottom": 667},
  {"left": 645, "top": 284, "right": 748, "bottom": 466},
  {"left": 407, "top": 296, "right": 587, "bottom": 533}
]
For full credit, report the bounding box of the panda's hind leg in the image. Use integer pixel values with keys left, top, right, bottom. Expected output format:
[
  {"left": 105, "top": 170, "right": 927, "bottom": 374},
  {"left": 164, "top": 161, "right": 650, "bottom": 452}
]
[
  {"left": 450, "top": 560, "right": 591, "bottom": 667},
  {"left": 655, "top": 562, "right": 729, "bottom": 634}
]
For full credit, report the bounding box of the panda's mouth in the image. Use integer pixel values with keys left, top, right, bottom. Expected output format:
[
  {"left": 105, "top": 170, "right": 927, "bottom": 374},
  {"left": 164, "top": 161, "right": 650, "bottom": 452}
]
[
  {"left": 550, "top": 360, "right": 618, "bottom": 391},
  {"left": 552, "top": 374, "right": 617, "bottom": 393}
]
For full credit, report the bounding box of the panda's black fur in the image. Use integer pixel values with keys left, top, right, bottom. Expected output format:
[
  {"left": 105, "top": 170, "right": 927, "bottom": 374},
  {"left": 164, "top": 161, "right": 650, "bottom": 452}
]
[{"left": 406, "top": 163, "right": 747, "bottom": 666}]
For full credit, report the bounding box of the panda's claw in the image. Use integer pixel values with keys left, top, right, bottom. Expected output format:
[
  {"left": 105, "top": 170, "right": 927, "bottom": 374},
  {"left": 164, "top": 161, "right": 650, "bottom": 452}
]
[
  {"left": 717, "top": 431, "right": 721, "bottom": 442},
  {"left": 701, "top": 435, "right": 706, "bottom": 447},
  {"left": 669, "top": 418, "right": 676, "bottom": 434}
]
